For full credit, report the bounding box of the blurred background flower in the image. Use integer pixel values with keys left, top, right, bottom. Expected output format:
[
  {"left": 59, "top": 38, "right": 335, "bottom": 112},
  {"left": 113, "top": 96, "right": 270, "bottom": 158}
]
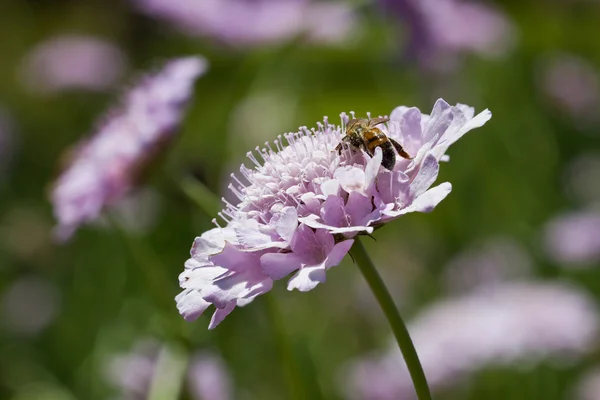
[
  {"left": 379, "top": 0, "right": 515, "bottom": 71},
  {"left": 50, "top": 56, "right": 207, "bottom": 240},
  {"left": 18, "top": 35, "right": 128, "bottom": 95},
  {"left": 0, "top": 0, "right": 599, "bottom": 399},
  {"left": 130, "top": 0, "right": 357, "bottom": 48},
  {"left": 343, "top": 281, "right": 599, "bottom": 399}
]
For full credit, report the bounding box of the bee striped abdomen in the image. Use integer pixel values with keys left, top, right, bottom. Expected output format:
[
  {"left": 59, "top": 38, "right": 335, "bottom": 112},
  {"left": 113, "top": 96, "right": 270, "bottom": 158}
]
[{"left": 364, "top": 131, "right": 387, "bottom": 152}]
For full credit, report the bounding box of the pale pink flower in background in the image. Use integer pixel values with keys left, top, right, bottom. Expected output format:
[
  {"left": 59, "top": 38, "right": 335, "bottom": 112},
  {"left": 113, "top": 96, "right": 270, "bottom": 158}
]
[
  {"left": 441, "top": 236, "right": 532, "bottom": 292},
  {"left": 187, "top": 352, "right": 232, "bottom": 400},
  {"left": 565, "top": 153, "right": 600, "bottom": 206},
  {"left": 105, "top": 339, "right": 159, "bottom": 399},
  {"left": 51, "top": 56, "right": 207, "bottom": 241},
  {"left": 177, "top": 99, "right": 491, "bottom": 328},
  {"left": 130, "top": 0, "right": 356, "bottom": 47},
  {"left": 105, "top": 341, "right": 232, "bottom": 400},
  {"left": 575, "top": 367, "right": 600, "bottom": 400},
  {"left": 543, "top": 210, "right": 600, "bottom": 267},
  {"left": 343, "top": 281, "right": 599, "bottom": 400},
  {"left": 538, "top": 53, "right": 600, "bottom": 125},
  {"left": 19, "top": 35, "right": 127, "bottom": 95},
  {"left": 380, "top": 0, "right": 514, "bottom": 70},
  {"left": 0, "top": 276, "right": 60, "bottom": 335}
]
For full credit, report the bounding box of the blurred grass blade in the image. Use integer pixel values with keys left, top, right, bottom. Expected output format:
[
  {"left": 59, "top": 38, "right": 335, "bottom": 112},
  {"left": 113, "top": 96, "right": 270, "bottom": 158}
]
[
  {"left": 148, "top": 343, "right": 189, "bottom": 400},
  {"left": 179, "top": 175, "right": 221, "bottom": 217}
]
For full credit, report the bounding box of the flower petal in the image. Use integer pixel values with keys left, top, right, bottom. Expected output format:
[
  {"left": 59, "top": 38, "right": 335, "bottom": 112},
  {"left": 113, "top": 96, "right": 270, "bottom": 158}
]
[
  {"left": 410, "top": 152, "right": 440, "bottom": 198},
  {"left": 324, "top": 239, "right": 354, "bottom": 269},
  {"left": 208, "top": 301, "right": 236, "bottom": 330},
  {"left": 261, "top": 252, "right": 303, "bottom": 280},
  {"left": 175, "top": 289, "right": 210, "bottom": 322},
  {"left": 287, "top": 263, "right": 327, "bottom": 292},
  {"left": 335, "top": 166, "right": 366, "bottom": 193},
  {"left": 274, "top": 206, "right": 298, "bottom": 242},
  {"left": 321, "top": 195, "right": 346, "bottom": 227}
]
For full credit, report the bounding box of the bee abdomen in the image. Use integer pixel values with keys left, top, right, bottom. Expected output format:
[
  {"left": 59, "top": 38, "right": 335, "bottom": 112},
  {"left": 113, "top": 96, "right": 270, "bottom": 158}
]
[{"left": 380, "top": 141, "right": 396, "bottom": 170}]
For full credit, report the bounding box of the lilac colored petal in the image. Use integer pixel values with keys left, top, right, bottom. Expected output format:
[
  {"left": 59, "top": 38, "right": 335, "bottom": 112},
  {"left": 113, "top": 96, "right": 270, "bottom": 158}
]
[
  {"left": 399, "top": 107, "right": 424, "bottom": 152},
  {"left": 435, "top": 108, "right": 492, "bottom": 158},
  {"left": 287, "top": 263, "right": 328, "bottom": 292},
  {"left": 423, "top": 99, "right": 453, "bottom": 143},
  {"left": 298, "top": 215, "right": 374, "bottom": 235},
  {"left": 321, "top": 195, "right": 346, "bottom": 227},
  {"left": 208, "top": 301, "right": 236, "bottom": 330},
  {"left": 384, "top": 182, "right": 452, "bottom": 218},
  {"left": 409, "top": 153, "right": 440, "bottom": 198},
  {"left": 320, "top": 178, "right": 340, "bottom": 197},
  {"left": 274, "top": 206, "right": 298, "bottom": 241},
  {"left": 200, "top": 244, "right": 273, "bottom": 308},
  {"left": 364, "top": 147, "right": 383, "bottom": 190},
  {"left": 179, "top": 264, "right": 228, "bottom": 287},
  {"left": 234, "top": 219, "right": 274, "bottom": 248},
  {"left": 290, "top": 223, "right": 328, "bottom": 264},
  {"left": 335, "top": 166, "right": 367, "bottom": 194},
  {"left": 325, "top": 239, "right": 354, "bottom": 268},
  {"left": 345, "top": 192, "right": 379, "bottom": 226},
  {"left": 175, "top": 289, "right": 211, "bottom": 321},
  {"left": 315, "top": 229, "right": 335, "bottom": 252},
  {"left": 404, "top": 182, "right": 452, "bottom": 214},
  {"left": 190, "top": 228, "right": 235, "bottom": 262},
  {"left": 261, "top": 252, "right": 303, "bottom": 280}
]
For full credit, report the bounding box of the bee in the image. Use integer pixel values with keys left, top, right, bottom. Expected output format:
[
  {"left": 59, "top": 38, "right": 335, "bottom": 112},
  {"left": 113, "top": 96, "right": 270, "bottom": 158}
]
[{"left": 335, "top": 117, "right": 412, "bottom": 170}]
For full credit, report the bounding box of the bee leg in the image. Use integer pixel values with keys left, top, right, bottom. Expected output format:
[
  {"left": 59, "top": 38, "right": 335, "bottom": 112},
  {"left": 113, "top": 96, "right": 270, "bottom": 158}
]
[
  {"left": 336, "top": 136, "right": 352, "bottom": 155},
  {"left": 389, "top": 137, "right": 412, "bottom": 159}
]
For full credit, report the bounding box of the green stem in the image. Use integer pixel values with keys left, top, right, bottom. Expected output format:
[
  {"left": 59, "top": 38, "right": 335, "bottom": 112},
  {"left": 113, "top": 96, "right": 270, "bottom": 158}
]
[
  {"left": 178, "top": 175, "right": 222, "bottom": 217},
  {"left": 349, "top": 237, "right": 432, "bottom": 400},
  {"left": 264, "top": 294, "right": 303, "bottom": 400}
]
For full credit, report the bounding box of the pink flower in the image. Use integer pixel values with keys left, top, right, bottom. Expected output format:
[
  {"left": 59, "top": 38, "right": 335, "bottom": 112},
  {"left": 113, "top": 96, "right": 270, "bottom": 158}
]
[
  {"left": 538, "top": 53, "right": 600, "bottom": 124},
  {"left": 177, "top": 99, "right": 491, "bottom": 328},
  {"left": 130, "top": 0, "right": 356, "bottom": 47},
  {"left": 344, "top": 281, "right": 599, "bottom": 400},
  {"left": 19, "top": 35, "right": 127, "bottom": 94},
  {"left": 51, "top": 56, "right": 207, "bottom": 240},
  {"left": 380, "top": 0, "right": 514, "bottom": 70},
  {"left": 544, "top": 210, "right": 600, "bottom": 267}
]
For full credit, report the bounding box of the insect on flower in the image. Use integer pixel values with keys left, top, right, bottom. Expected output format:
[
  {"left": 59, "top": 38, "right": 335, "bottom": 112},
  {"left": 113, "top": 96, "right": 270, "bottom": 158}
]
[{"left": 335, "top": 116, "right": 412, "bottom": 170}]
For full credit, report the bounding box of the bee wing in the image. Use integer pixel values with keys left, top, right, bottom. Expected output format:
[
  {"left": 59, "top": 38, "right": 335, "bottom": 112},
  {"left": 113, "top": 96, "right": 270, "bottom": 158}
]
[
  {"left": 346, "top": 118, "right": 361, "bottom": 130},
  {"left": 368, "top": 117, "right": 390, "bottom": 127}
]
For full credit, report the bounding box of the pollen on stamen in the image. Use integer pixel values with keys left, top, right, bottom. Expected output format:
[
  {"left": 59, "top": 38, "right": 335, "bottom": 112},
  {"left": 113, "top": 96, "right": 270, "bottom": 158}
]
[{"left": 366, "top": 111, "right": 372, "bottom": 119}]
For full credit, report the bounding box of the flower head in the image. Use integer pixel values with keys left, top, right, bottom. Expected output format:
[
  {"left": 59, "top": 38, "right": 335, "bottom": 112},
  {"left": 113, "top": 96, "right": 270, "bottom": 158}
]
[
  {"left": 177, "top": 99, "right": 491, "bottom": 328},
  {"left": 51, "top": 56, "right": 207, "bottom": 240}
]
